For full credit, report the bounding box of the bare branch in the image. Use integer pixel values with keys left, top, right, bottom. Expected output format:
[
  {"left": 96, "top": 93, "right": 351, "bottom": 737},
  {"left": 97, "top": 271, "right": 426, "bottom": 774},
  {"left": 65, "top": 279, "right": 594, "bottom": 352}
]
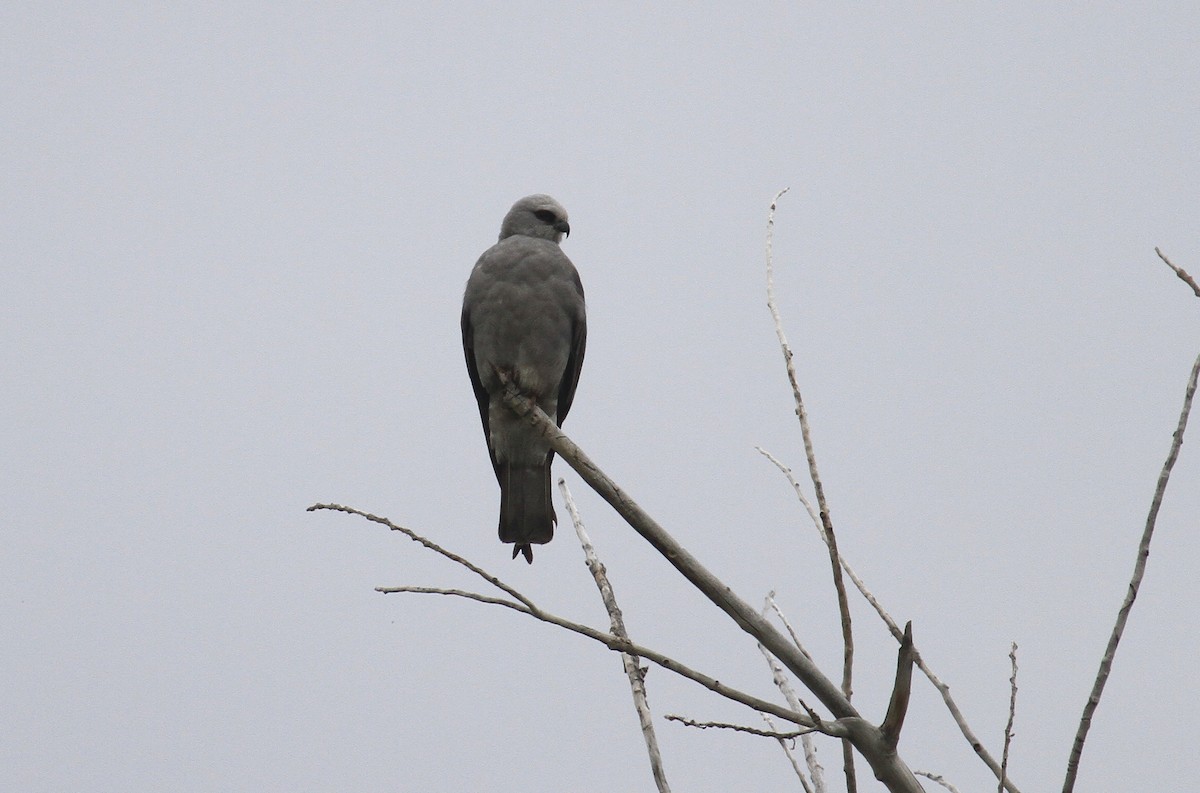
[
  {"left": 758, "top": 448, "right": 901, "bottom": 644},
  {"left": 915, "top": 771, "right": 962, "bottom": 793},
  {"left": 1062, "top": 351, "right": 1200, "bottom": 793},
  {"left": 1155, "top": 247, "right": 1200, "bottom": 298},
  {"left": 493, "top": 382, "right": 925, "bottom": 792},
  {"left": 759, "top": 449, "right": 1023, "bottom": 793},
  {"left": 1000, "top": 643, "right": 1018, "bottom": 793},
  {"left": 756, "top": 650, "right": 828, "bottom": 788},
  {"left": 764, "top": 188, "right": 858, "bottom": 793},
  {"left": 307, "top": 503, "right": 537, "bottom": 611},
  {"left": 378, "top": 581, "right": 822, "bottom": 730},
  {"left": 919, "top": 654, "right": 1019, "bottom": 793},
  {"left": 762, "top": 713, "right": 817, "bottom": 793},
  {"left": 760, "top": 596, "right": 826, "bottom": 793},
  {"left": 316, "top": 502, "right": 821, "bottom": 730},
  {"left": 559, "top": 480, "right": 671, "bottom": 793},
  {"left": 764, "top": 591, "right": 816, "bottom": 661},
  {"left": 495, "top": 375, "right": 851, "bottom": 711},
  {"left": 880, "top": 622, "right": 915, "bottom": 750},
  {"left": 664, "top": 714, "right": 820, "bottom": 740},
  {"left": 756, "top": 641, "right": 823, "bottom": 728},
  {"left": 757, "top": 449, "right": 822, "bottom": 539},
  {"left": 374, "top": 586, "right": 526, "bottom": 612}
]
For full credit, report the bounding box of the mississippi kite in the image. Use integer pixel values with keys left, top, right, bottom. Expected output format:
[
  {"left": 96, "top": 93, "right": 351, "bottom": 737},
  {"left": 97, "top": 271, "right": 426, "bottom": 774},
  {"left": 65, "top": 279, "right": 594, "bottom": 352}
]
[{"left": 461, "top": 195, "right": 587, "bottom": 563}]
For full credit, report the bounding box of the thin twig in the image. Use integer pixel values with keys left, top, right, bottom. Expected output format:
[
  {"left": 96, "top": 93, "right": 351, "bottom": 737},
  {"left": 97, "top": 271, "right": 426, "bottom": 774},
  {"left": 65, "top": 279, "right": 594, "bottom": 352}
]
[
  {"left": 1155, "top": 247, "right": 1200, "bottom": 298},
  {"left": 559, "top": 480, "right": 671, "bottom": 793},
  {"left": 373, "top": 586, "right": 525, "bottom": 611},
  {"left": 1000, "top": 643, "right": 1018, "bottom": 793},
  {"left": 764, "top": 591, "right": 815, "bottom": 662},
  {"left": 757, "top": 449, "right": 897, "bottom": 637},
  {"left": 915, "top": 771, "right": 962, "bottom": 793},
  {"left": 758, "top": 448, "right": 1023, "bottom": 793},
  {"left": 307, "top": 503, "right": 537, "bottom": 611},
  {"left": 314, "top": 504, "right": 829, "bottom": 731},
  {"left": 757, "top": 449, "right": 822, "bottom": 539},
  {"left": 373, "top": 584, "right": 826, "bottom": 731},
  {"left": 757, "top": 644, "right": 828, "bottom": 787},
  {"left": 918, "top": 653, "right": 1019, "bottom": 793},
  {"left": 1062, "top": 351, "right": 1200, "bottom": 793},
  {"left": 761, "top": 596, "right": 825, "bottom": 793},
  {"left": 762, "top": 713, "right": 817, "bottom": 793},
  {"left": 765, "top": 187, "right": 858, "bottom": 793},
  {"left": 664, "top": 715, "right": 818, "bottom": 739}
]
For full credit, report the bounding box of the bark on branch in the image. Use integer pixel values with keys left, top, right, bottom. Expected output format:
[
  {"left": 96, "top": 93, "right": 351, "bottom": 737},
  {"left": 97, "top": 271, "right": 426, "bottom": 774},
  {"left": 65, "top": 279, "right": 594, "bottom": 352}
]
[{"left": 880, "top": 622, "right": 914, "bottom": 750}]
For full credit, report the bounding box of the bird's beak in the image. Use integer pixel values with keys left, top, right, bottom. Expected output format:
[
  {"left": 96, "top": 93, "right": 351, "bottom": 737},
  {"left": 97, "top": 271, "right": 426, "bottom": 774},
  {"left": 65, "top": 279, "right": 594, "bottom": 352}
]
[{"left": 555, "top": 220, "right": 571, "bottom": 238}]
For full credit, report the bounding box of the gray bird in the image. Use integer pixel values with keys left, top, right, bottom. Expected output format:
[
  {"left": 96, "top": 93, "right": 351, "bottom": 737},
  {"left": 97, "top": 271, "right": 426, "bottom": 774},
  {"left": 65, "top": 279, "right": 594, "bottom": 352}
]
[{"left": 461, "top": 195, "right": 587, "bottom": 563}]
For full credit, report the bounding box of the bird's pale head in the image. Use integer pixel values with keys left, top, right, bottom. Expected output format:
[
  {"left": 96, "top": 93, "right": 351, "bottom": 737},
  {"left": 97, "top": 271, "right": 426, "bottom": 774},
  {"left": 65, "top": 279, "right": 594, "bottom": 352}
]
[{"left": 499, "top": 194, "right": 571, "bottom": 243}]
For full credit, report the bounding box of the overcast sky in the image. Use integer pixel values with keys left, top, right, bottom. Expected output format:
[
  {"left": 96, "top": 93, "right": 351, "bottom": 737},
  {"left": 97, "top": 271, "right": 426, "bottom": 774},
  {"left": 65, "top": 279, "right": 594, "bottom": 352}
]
[{"left": 4, "top": 4, "right": 1199, "bottom": 792}]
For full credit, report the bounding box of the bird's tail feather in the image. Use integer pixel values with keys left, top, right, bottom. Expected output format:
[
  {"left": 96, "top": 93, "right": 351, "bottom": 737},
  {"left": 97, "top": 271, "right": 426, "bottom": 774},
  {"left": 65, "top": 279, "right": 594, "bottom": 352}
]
[{"left": 499, "top": 462, "right": 556, "bottom": 563}]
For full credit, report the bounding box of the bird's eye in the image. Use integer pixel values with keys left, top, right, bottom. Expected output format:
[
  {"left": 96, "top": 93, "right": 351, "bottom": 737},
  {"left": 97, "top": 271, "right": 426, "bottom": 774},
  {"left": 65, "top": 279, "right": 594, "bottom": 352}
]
[{"left": 534, "top": 209, "right": 557, "bottom": 223}]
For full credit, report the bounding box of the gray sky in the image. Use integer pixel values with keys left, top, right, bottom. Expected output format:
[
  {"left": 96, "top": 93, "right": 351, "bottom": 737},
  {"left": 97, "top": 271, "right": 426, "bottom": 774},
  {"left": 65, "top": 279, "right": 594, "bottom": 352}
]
[{"left": 4, "top": 4, "right": 1198, "bottom": 792}]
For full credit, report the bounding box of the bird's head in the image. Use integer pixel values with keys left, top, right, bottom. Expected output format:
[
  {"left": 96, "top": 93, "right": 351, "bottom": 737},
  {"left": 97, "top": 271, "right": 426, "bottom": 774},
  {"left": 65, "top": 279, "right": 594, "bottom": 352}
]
[{"left": 498, "top": 194, "right": 571, "bottom": 243}]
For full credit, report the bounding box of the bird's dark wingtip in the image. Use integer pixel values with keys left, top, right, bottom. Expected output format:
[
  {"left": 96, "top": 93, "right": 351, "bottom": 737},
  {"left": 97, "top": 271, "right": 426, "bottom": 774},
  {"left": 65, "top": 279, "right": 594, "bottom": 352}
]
[{"left": 512, "top": 543, "right": 534, "bottom": 564}]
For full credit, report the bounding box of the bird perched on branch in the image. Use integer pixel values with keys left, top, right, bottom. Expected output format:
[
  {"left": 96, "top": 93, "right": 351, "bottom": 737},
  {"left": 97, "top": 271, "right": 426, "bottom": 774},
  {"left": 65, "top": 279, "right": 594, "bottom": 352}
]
[{"left": 461, "top": 195, "right": 587, "bottom": 563}]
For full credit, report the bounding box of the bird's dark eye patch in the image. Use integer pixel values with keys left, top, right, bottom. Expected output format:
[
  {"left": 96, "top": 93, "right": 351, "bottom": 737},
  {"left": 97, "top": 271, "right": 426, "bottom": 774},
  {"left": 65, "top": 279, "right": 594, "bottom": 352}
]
[{"left": 534, "top": 209, "right": 557, "bottom": 223}]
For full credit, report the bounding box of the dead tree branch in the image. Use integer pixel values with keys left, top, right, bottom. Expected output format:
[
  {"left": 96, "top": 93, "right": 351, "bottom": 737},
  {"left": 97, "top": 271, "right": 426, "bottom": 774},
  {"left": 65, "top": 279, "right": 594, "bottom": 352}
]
[
  {"left": 306, "top": 502, "right": 536, "bottom": 611},
  {"left": 765, "top": 187, "right": 858, "bottom": 793},
  {"left": 309, "top": 503, "right": 819, "bottom": 730},
  {"left": 1061, "top": 349, "right": 1200, "bottom": 793},
  {"left": 764, "top": 592, "right": 817, "bottom": 663},
  {"left": 880, "top": 622, "right": 915, "bottom": 750},
  {"left": 1155, "top": 247, "right": 1200, "bottom": 298},
  {"left": 915, "top": 771, "right": 962, "bottom": 793},
  {"left": 761, "top": 595, "right": 826, "bottom": 792},
  {"left": 759, "top": 447, "right": 1023, "bottom": 793},
  {"left": 762, "top": 712, "right": 819, "bottom": 793},
  {"left": 559, "top": 479, "right": 671, "bottom": 793},
  {"left": 664, "top": 715, "right": 819, "bottom": 740},
  {"left": 1000, "top": 643, "right": 1018, "bottom": 793},
  {"left": 492, "top": 384, "right": 927, "bottom": 792}
]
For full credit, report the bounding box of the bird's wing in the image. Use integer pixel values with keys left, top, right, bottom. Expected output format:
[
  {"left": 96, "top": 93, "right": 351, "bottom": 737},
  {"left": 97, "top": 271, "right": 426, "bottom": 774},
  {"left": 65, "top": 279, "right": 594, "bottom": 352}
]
[
  {"left": 461, "top": 299, "right": 502, "bottom": 483},
  {"left": 556, "top": 267, "right": 587, "bottom": 424}
]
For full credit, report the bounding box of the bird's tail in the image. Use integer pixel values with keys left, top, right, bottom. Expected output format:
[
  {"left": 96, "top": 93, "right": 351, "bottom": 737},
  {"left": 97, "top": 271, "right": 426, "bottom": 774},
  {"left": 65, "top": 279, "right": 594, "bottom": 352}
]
[{"left": 498, "top": 461, "right": 556, "bottom": 563}]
